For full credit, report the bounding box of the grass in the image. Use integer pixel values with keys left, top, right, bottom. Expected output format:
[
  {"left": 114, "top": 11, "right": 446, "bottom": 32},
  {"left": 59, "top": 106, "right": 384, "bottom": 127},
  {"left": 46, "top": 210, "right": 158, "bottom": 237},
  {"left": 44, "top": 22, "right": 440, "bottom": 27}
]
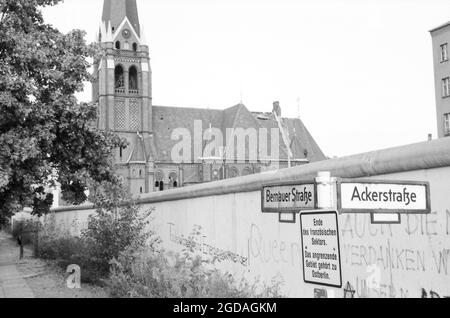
[{"left": 17, "top": 244, "right": 110, "bottom": 298}]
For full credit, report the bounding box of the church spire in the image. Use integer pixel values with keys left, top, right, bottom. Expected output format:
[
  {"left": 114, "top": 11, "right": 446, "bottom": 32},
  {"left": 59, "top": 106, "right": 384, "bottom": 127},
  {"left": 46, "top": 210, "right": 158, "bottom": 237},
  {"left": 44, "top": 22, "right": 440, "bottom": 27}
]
[{"left": 102, "top": 0, "right": 140, "bottom": 36}]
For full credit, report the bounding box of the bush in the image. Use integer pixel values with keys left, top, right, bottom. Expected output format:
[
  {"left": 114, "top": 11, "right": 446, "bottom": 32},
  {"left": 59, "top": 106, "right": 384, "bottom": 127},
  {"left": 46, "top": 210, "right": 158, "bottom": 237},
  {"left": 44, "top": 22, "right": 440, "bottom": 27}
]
[
  {"left": 12, "top": 219, "right": 40, "bottom": 245},
  {"left": 0, "top": 217, "right": 11, "bottom": 232},
  {"left": 107, "top": 228, "right": 285, "bottom": 298},
  {"left": 37, "top": 182, "right": 153, "bottom": 284},
  {"left": 35, "top": 182, "right": 286, "bottom": 297}
]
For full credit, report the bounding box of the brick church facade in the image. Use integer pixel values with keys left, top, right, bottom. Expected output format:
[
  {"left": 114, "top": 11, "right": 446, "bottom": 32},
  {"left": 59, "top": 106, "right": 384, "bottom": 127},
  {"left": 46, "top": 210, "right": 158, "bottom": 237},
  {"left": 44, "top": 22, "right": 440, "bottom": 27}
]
[{"left": 95, "top": 0, "right": 326, "bottom": 195}]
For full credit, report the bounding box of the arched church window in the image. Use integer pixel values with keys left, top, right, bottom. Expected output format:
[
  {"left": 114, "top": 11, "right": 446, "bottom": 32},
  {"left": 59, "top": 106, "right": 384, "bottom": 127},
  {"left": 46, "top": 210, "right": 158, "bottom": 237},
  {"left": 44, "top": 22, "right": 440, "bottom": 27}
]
[
  {"left": 139, "top": 169, "right": 142, "bottom": 177},
  {"left": 132, "top": 43, "right": 138, "bottom": 51},
  {"left": 140, "top": 187, "right": 143, "bottom": 194},
  {"left": 114, "top": 65, "right": 125, "bottom": 90},
  {"left": 228, "top": 167, "right": 239, "bottom": 179},
  {"left": 124, "top": 42, "right": 130, "bottom": 50},
  {"left": 219, "top": 167, "right": 225, "bottom": 180},
  {"left": 129, "top": 66, "right": 138, "bottom": 91},
  {"left": 242, "top": 167, "right": 252, "bottom": 176},
  {"left": 115, "top": 41, "right": 121, "bottom": 49},
  {"left": 155, "top": 171, "right": 164, "bottom": 191},
  {"left": 119, "top": 147, "right": 123, "bottom": 160},
  {"left": 169, "top": 172, "right": 178, "bottom": 188},
  {"left": 212, "top": 170, "right": 220, "bottom": 181}
]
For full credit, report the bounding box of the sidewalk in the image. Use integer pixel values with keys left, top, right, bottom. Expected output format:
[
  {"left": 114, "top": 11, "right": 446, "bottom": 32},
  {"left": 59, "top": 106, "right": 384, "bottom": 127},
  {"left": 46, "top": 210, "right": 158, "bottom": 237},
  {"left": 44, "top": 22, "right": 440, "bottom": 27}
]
[{"left": 0, "top": 231, "right": 35, "bottom": 298}]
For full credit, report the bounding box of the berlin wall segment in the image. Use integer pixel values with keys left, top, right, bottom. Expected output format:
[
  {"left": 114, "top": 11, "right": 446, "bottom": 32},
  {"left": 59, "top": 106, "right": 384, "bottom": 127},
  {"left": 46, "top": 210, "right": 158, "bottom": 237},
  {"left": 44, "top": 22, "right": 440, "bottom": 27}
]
[{"left": 48, "top": 139, "right": 450, "bottom": 297}]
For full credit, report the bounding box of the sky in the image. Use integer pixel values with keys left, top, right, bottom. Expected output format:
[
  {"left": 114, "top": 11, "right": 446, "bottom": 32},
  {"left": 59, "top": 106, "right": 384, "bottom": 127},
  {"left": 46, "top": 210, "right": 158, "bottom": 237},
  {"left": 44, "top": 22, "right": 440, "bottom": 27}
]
[{"left": 42, "top": 0, "right": 450, "bottom": 158}]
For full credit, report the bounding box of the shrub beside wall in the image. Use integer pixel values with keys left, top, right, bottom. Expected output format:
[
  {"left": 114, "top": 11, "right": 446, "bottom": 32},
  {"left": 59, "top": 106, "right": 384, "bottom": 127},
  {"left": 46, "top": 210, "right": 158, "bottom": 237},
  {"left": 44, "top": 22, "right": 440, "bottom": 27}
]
[
  {"left": 108, "top": 246, "right": 285, "bottom": 298},
  {"left": 30, "top": 182, "right": 287, "bottom": 298},
  {"left": 11, "top": 219, "right": 40, "bottom": 246}
]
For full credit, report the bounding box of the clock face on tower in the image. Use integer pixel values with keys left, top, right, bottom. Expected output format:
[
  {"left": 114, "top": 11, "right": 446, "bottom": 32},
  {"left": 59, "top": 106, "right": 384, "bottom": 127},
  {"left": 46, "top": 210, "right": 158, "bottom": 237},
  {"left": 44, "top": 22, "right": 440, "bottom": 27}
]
[{"left": 122, "top": 29, "right": 131, "bottom": 39}]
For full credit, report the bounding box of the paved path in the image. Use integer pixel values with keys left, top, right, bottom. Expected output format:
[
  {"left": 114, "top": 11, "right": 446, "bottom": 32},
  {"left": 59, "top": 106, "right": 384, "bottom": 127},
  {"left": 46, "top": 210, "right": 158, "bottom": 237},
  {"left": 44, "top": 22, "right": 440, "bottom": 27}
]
[{"left": 0, "top": 232, "right": 35, "bottom": 298}]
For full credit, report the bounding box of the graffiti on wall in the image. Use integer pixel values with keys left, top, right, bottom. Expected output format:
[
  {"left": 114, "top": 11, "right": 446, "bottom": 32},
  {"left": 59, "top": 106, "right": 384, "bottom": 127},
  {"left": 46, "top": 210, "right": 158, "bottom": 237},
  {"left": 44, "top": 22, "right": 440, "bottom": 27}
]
[
  {"left": 167, "top": 222, "right": 303, "bottom": 269},
  {"left": 421, "top": 288, "right": 450, "bottom": 298},
  {"left": 168, "top": 223, "right": 249, "bottom": 266},
  {"left": 340, "top": 211, "right": 450, "bottom": 298},
  {"left": 248, "top": 223, "right": 302, "bottom": 267}
]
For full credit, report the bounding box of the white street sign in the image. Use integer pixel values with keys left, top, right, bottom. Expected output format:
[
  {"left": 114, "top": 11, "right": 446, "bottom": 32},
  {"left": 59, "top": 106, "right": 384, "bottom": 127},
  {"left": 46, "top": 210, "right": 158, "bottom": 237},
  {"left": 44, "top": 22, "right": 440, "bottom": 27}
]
[
  {"left": 262, "top": 183, "right": 316, "bottom": 213},
  {"left": 338, "top": 180, "right": 430, "bottom": 214}
]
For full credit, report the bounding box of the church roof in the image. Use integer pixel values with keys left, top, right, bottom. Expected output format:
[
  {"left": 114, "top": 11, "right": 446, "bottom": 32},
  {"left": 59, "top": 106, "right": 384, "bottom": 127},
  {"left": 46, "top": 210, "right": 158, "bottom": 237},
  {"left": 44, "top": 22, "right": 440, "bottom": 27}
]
[
  {"left": 151, "top": 104, "right": 326, "bottom": 163},
  {"left": 102, "top": 0, "right": 140, "bottom": 36},
  {"left": 128, "top": 133, "right": 147, "bottom": 163}
]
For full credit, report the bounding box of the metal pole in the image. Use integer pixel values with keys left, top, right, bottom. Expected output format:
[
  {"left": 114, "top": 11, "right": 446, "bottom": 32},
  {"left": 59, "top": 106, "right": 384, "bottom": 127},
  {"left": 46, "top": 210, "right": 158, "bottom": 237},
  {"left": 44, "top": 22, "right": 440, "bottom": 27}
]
[{"left": 315, "top": 171, "right": 337, "bottom": 209}]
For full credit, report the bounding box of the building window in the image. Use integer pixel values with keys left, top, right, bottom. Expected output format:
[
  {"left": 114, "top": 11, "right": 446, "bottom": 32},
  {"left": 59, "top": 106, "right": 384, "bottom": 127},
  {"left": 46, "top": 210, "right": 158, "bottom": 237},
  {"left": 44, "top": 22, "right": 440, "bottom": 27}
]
[
  {"left": 129, "top": 66, "right": 138, "bottom": 92},
  {"left": 445, "top": 113, "right": 450, "bottom": 136},
  {"left": 441, "top": 43, "right": 448, "bottom": 62},
  {"left": 140, "top": 187, "right": 143, "bottom": 194},
  {"left": 114, "top": 65, "right": 125, "bottom": 92},
  {"left": 242, "top": 167, "right": 252, "bottom": 176},
  {"left": 228, "top": 167, "right": 239, "bottom": 179},
  {"left": 133, "top": 43, "right": 138, "bottom": 51},
  {"left": 169, "top": 173, "right": 178, "bottom": 189},
  {"left": 212, "top": 169, "right": 220, "bottom": 181},
  {"left": 442, "top": 77, "right": 450, "bottom": 98},
  {"left": 155, "top": 171, "right": 164, "bottom": 191},
  {"left": 115, "top": 41, "right": 121, "bottom": 50},
  {"left": 119, "top": 147, "right": 123, "bottom": 160},
  {"left": 124, "top": 42, "right": 130, "bottom": 50}
]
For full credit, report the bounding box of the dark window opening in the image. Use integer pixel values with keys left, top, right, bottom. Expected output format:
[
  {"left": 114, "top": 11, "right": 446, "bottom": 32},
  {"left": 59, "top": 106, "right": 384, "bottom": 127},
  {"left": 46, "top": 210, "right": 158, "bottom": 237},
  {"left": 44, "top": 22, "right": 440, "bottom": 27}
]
[
  {"left": 119, "top": 147, "right": 123, "bottom": 159},
  {"left": 140, "top": 187, "right": 143, "bottom": 194},
  {"left": 155, "top": 171, "right": 164, "bottom": 191},
  {"left": 139, "top": 170, "right": 142, "bottom": 177},
  {"left": 114, "top": 65, "right": 124, "bottom": 90},
  {"left": 129, "top": 66, "right": 138, "bottom": 90},
  {"left": 133, "top": 43, "right": 138, "bottom": 51},
  {"left": 169, "top": 173, "right": 178, "bottom": 188},
  {"left": 115, "top": 41, "right": 121, "bottom": 49}
]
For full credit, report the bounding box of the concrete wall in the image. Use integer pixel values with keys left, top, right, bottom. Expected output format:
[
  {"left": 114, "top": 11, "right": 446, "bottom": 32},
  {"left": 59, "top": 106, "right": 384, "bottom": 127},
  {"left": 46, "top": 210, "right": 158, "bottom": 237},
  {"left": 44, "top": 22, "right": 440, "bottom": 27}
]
[{"left": 49, "top": 137, "right": 450, "bottom": 298}]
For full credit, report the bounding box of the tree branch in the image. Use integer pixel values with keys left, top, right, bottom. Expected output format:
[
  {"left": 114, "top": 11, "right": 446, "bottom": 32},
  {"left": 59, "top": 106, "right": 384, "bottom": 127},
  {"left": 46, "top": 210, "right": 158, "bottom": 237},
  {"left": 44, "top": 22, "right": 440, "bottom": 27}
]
[{"left": 0, "top": 6, "right": 8, "bottom": 27}]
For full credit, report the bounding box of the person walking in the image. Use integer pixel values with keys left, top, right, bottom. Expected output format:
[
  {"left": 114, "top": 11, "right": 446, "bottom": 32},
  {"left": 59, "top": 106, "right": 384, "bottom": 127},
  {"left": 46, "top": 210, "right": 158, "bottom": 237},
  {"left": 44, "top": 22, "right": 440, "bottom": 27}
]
[{"left": 17, "top": 235, "right": 24, "bottom": 260}]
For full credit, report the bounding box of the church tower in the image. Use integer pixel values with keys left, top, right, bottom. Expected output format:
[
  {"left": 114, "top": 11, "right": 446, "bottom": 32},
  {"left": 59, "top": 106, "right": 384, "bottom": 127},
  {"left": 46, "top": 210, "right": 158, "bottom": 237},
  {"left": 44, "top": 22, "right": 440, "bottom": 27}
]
[{"left": 93, "top": 0, "right": 154, "bottom": 195}]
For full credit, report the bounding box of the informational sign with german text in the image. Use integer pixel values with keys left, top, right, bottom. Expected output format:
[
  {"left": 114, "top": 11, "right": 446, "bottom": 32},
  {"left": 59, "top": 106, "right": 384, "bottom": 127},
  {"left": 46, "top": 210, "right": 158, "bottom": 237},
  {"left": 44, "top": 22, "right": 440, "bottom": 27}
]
[{"left": 300, "top": 210, "right": 342, "bottom": 288}]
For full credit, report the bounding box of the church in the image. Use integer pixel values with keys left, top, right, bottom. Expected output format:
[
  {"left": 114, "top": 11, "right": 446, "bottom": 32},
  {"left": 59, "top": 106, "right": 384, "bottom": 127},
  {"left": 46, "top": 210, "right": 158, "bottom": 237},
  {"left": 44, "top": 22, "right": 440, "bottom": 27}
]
[{"left": 94, "top": 0, "right": 326, "bottom": 195}]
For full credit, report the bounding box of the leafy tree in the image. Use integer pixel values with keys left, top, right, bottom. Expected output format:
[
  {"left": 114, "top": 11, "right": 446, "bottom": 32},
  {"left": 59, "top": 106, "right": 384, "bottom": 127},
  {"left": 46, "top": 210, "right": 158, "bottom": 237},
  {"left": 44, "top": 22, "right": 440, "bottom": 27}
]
[
  {"left": 82, "top": 182, "right": 155, "bottom": 277},
  {"left": 0, "top": 0, "right": 127, "bottom": 222}
]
